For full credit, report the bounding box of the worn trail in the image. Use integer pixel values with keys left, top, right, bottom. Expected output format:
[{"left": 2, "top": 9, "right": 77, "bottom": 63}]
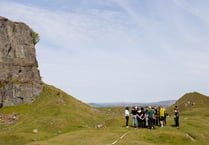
[{"left": 107, "top": 131, "right": 129, "bottom": 145}]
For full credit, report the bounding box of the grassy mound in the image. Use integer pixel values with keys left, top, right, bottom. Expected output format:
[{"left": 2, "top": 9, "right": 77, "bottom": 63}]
[
  {"left": 167, "top": 92, "right": 209, "bottom": 114},
  {"left": 0, "top": 84, "right": 102, "bottom": 145}
]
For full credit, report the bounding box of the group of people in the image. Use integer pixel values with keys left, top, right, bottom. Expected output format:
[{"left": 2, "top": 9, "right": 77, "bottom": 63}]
[{"left": 124, "top": 105, "right": 179, "bottom": 129}]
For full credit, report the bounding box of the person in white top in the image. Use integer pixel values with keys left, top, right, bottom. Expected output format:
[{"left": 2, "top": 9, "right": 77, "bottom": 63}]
[{"left": 125, "top": 107, "right": 130, "bottom": 128}]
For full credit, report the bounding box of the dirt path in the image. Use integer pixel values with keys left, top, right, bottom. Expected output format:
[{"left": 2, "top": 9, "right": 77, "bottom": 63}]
[
  {"left": 107, "top": 131, "right": 129, "bottom": 145},
  {"left": 186, "top": 133, "right": 196, "bottom": 142}
]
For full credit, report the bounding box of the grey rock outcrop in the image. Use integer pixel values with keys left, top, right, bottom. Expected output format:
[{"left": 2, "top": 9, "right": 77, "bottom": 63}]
[{"left": 0, "top": 16, "right": 43, "bottom": 106}]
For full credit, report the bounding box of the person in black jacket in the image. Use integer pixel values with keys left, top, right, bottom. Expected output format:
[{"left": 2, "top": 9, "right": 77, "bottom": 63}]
[
  {"left": 174, "top": 106, "right": 179, "bottom": 127},
  {"left": 131, "top": 106, "right": 137, "bottom": 128}
]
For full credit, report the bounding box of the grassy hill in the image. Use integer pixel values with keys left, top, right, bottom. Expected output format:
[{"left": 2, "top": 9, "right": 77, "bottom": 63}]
[
  {"left": 0, "top": 84, "right": 104, "bottom": 145},
  {"left": 0, "top": 87, "right": 209, "bottom": 145},
  {"left": 167, "top": 92, "right": 209, "bottom": 114}
]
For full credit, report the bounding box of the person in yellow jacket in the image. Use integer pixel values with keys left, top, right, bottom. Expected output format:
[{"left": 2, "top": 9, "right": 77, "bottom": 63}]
[{"left": 159, "top": 106, "right": 165, "bottom": 128}]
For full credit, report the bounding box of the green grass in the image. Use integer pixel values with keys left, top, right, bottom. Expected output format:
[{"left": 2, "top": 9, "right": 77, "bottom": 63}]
[
  {"left": 24, "top": 110, "right": 209, "bottom": 145},
  {"left": 0, "top": 84, "right": 103, "bottom": 145},
  {"left": 0, "top": 85, "right": 209, "bottom": 145}
]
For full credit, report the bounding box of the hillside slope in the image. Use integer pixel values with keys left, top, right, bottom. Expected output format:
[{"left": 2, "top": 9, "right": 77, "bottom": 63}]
[
  {"left": 0, "top": 84, "right": 102, "bottom": 145},
  {"left": 1, "top": 89, "right": 209, "bottom": 145},
  {"left": 167, "top": 92, "right": 209, "bottom": 113}
]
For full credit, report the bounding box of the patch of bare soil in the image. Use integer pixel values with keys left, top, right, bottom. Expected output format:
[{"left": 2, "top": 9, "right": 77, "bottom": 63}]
[
  {"left": 186, "top": 133, "right": 196, "bottom": 142},
  {"left": 0, "top": 113, "right": 18, "bottom": 125}
]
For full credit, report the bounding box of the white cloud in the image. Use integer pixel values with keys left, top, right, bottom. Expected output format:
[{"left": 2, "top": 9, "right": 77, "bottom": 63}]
[{"left": 173, "top": 0, "right": 209, "bottom": 24}]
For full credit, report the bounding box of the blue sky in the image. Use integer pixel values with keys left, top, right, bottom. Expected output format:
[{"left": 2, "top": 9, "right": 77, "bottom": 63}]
[{"left": 1, "top": 0, "right": 209, "bottom": 103}]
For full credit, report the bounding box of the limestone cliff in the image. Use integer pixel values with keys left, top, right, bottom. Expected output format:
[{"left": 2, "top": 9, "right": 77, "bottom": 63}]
[{"left": 0, "top": 16, "right": 43, "bottom": 106}]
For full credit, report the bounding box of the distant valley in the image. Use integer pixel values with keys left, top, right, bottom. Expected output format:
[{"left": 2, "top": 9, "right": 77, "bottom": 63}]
[{"left": 89, "top": 100, "right": 176, "bottom": 107}]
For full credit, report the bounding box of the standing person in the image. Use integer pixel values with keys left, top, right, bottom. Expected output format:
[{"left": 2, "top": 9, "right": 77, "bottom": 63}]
[
  {"left": 125, "top": 107, "right": 130, "bottom": 128},
  {"left": 159, "top": 106, "right": 165, "bottom": 128},
  {"left": 131, "top": 106, "right": 137, "bottom": 128},
  {"left": 147, "top": 106, "right": 154, "bottom": 129},
  {"left": 136, "top": 107, "right": 141, "bottom": 128},
  {"left": 139, "top": 107, "right": 146, "bottom": 128},
  {"left": 174, "top": 106, "right": 179, "bottom": 127},
  {"left": 154, "top": 107, "right": 159, "bottom": 126}
]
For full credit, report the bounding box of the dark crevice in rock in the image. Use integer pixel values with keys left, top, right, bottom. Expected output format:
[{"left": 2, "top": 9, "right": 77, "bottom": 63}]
[{"left": 7, "top": 45, "right": 12, "bottom": 55}]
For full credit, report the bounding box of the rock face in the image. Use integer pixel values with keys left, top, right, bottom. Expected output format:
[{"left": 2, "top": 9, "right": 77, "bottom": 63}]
[{"left": 0, "top": 16, "right": 43, "bottom": 106}]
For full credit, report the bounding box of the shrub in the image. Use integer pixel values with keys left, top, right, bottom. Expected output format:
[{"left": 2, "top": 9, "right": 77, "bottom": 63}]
[{"left": 31, "top": 31, "right": 40, "bottom": 45}]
